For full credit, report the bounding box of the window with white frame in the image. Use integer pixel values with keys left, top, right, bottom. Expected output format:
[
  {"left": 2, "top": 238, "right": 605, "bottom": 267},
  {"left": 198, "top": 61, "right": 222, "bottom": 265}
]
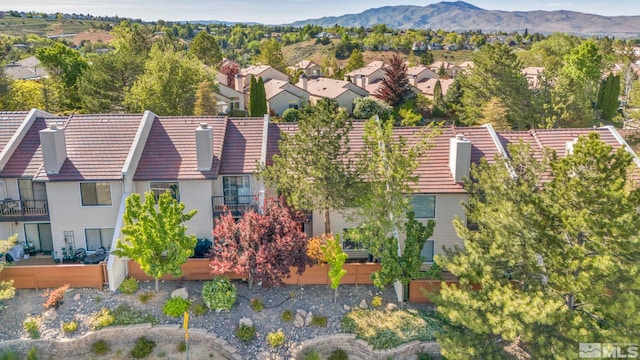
[
  {"left": 150, "top": 181, "right": 179, "bottom": 201},
  {"left": 341, "top": 228, "right": 366, "bottom": 250},
  {"left": 410, "top": 194, "right": 436, "bottom": 219},
  {"left": 85, "top": 228, "right": 114, "bottom": 251},
  {"left": 421, "top": 239, "right": 435, "bottom": 263},
  {"left": 80, "top": 182, "right": 112, "bottom": 206},
  {"left": 223, "top": 176, "right": 250, "bottom": 204}
]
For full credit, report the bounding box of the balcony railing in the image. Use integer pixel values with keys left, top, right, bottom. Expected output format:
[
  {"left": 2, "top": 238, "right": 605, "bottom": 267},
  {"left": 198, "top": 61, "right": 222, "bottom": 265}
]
[
  {"left": 0, "top": 199, "right": 49, "bottom": 221},
  {"left": 211, "top": 195, "right": 259, "bottom": 218}
]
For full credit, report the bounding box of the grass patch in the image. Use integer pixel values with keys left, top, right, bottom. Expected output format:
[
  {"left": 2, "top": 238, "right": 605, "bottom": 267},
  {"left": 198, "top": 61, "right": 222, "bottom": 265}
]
[
  {"left": 235, "top": 324, "right": 256, "bottom": 342},
  {"left": 266, "top": 329, "right": 285, "bottom": 348},
  {"left": 177, "top": 341, "right": 187, "bottom": 353},
  {"left": 340, "top": 309, "right": 443, "bottom": 350},
  {"left": 250, "top": 298, "right": 264, "bottom": 312},
  {"left": 281, "top": 309, "right": 293, "bottom": 322},
  {"left": 138, "top": 291, "right": 155, "bottom": 304},
  {"left": 191, "top": 302, "right": 207, "bottom": 316},
  {"left": 328, "top": 348, "right": 348, "bottom": 360},
  {"left": 311, "top": 314, "right": 328, "bottom": 327},
  {"left": 91, "top": 340, "right": 110, "bottom": 355},
  {"left": 23, "top": 316, "right": 40, "bottom": 339},
  {"left": 118, "top": 278, "right": 139, "bottom": 294},
  {"left": 130, "top": 336, "right": 156, "bottom": 359},
  {"left": 62, "top": 320, "right": 78, "bottom": 333}
]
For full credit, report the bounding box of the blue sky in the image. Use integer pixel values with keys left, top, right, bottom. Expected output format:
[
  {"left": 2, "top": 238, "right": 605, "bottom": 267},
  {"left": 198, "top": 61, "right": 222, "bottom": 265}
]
[{"left": 4, "top": 1, "right": 640, "bottom": 24}]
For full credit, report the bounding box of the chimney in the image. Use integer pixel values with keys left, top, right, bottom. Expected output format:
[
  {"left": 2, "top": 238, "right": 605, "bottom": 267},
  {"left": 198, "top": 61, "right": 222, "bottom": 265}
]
[
  {"left": 565, "top": 138, "right": 578, "bottom": 156},
  {"left": 234, "top": 74, "right": 243, "bottom": 92},
  {"left": 195, "top": 123, "right": 214, "bottom": 171},
  {"left": 410, "top": 75, "right": 417, "bottom": 87},
  {"left": 300, "top": 73, "right": 307, "bottom": 91},
  {"left": 449, "top": 134, "right": 472, "bottom": 183},
  {"left": 361, "top": 76, "right": 368, "bottom": 88},
  {"left": 39, "top": 124, "right": 67, "bottom": 174}
]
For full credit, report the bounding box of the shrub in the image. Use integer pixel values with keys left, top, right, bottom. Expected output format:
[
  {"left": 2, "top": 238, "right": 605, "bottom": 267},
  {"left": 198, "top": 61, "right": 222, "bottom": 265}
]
[
  {"left": 306, "top": 235, "right": 327, "bottom": 263},
  {"left": 62, "top": 320, "right": 78, "bottom": 333},
  {"left": 119, "top": 278, "right": 139, "bottom": 294},
  {"left": 282, "top": 108, "right": 300, "bottom": 122},
  {"left": 417, "top": 353, "right": 435, "bottom": 360},
  {"left": 235, "top": 324, "right": 256, "bottom": 342},
  {"left": 311, "top": 314, "right": 328, "bottom": 327},
  {"left": 0, "top": 350, "right": 18, "bottom": 360},
  {"left": 191, "top": 302, "right": 207, "bottom": 316},
  {"left": 250, "top": 297, "right": 264, "bottom": 312},
  {"left": 177, "top": 341, "right": 187, "bottom": 353},
  {"left": 88, "top": 304, "right": 157, "bottom": 330},
  {"left": 302, "top": 349, "right": 321, "bottom": 360},
  {"left": 130, "top": 336, "right": 156, "bottom": 359},
  {"left": 91, "top": 340, "right": 110, "bottom": 355},
  {"left": 87, "top": 308, "right": 114, "bottom": 330},
  {"left": 371, "top": 296, "right": 382, "bottom": 307},
  {"left": 163, "top": 297, "right": 191, "bottom": 318},
  {"left": 281, "top": 309, "right": 293, "bottom": 322},
  {"left": 26, "top": 347, "right": 37, "bottom": 360},
  {"left": 328, "top": 348, "right": 349, "bottom": 360},
  {"left": 138, "top": 291, "right": 155, "bottom": 304},
  {"left": 266, "top": 329, "right": 285, "bottom": 348},
  {"left": 23, "top": 316, "right": 40, "bottom": 339},
  {"left": 202, "top": 277, "right": 237, "bottom": 311},
  {"left": 43, "top": 283, "right": 69, "bottom": 309}
]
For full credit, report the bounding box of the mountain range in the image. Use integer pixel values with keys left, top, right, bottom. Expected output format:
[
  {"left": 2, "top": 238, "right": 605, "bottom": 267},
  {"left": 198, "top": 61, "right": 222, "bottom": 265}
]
[{"left": 288, "top": 1, "right": 640, "bottom": 37}]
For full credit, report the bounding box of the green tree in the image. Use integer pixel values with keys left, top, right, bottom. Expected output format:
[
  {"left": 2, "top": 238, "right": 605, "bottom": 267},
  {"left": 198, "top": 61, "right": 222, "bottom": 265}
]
[
  {"left": 432, "top": 79, "right": 446, "bottom": 117},
  {"left": 479, "top": 97, "right": 511, "bottom": 130},
  {"left": 259, "top": 98, "right": 357, "bottom": 234},
  {"left": 113, "top": 191, "right": 197, "bottom": 293},
  {"left": 353, "top": 96, "right": 392, "bottom": 120},
  {"left": 459, "top": 42, "right": 533, "bottom": 129},
  {"left": 0, "top": 234, "right": 18, "bottom": 301},
  {"left": 36, "top": 42, "right": 88, "bottom": 108},
  {"left": 2, "top": 80, "right": 44, "bottom": 110},
  {"left": 346, "top": 48, "right": 365, "bottom": 72},
  {"left": 257, "top": 38, "right": 286, "bottom": 72},
  {"left": 248, "top": 76, "right": 267, "bottom": 117},
  {"left": 322, "top": 234, "right": 348, "bottom": 303},
  {"left": 436, "top": 134, "right": 640, "bottom": 359},
  {"left": 188, "top": 31, "right": 223, "bottom": 67},
  {"left": 193, "top": 80, "right": 218, "bottom": 115},
  {"left": 596, "top": 73, "right": 621, "bottom": 121},
  {"left": 125, "top": 43, "right": 207, "bottom": 115}
]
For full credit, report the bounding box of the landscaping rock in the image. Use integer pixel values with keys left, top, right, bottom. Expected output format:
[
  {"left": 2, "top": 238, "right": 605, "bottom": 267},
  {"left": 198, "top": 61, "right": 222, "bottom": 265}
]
[
  {"left": 293, "top": 313, "right": 305, "bottom": 328},
  {"left": 73, "top": 294, "right": 81, "bottom": 301},
  {"left": 304, "top": 311, "right": 313, "bottom": 327},
  {"left": 171, "top": 287, "right": 188, "bottom": 300},
  {"left": 359, "top": 299, "right": 368, "bottom": 309},
  {"left": 343, "top": 304, "right": 350, "bottom": 311},
  {"left": 296, "top": 309, "right": 306, "bottom": 318},
  {"left": 239, "top": 317, "right": 253, "bottom": 328},
  {"left": 386, "top": 303, "right": 398, "bottom": 311}
]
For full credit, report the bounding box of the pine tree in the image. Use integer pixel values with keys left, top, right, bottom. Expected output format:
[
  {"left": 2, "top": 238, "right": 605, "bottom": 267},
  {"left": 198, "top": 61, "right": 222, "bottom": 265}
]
[
  {"left": 248, "top": 76, "right": 267, "bottom": 116},
  {"left": 346, "top": 48, "right": 365, "bottom": 72},
  {"left": 432, "top": 79, "right": 446, "bottom": 117},
  {"left": 374, "top": 54, "right": 415, "bottom": 108},
  {"left": 194, "top": 80, "right": 218, "bottom": 115}
]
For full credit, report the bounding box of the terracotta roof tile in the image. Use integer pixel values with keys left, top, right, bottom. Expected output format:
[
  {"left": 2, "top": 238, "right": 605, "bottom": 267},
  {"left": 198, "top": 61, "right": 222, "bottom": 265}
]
[
  {"left": 0, "top": 111, "right": 28, "bottom": 150},
  {"left": 219, "top": 118, "right": 265, "bottom": 174},
  {"left": 134, "top": 116, "right": 228, "bottom": 180}
]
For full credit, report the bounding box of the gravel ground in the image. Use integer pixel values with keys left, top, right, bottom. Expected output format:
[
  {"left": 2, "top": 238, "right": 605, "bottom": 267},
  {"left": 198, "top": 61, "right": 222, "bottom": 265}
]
[{"left": 0, "top": 279, "right": 413, "bottom": 359}]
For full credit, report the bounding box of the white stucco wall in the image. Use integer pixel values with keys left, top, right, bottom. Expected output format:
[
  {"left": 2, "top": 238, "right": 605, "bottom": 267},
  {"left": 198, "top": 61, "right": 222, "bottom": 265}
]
[{"left": 268, "top": 92, "right": 301, "bottom": 116}]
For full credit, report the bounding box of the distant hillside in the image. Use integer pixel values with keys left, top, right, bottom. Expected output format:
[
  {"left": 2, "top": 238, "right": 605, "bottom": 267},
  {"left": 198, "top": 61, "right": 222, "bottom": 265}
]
[{"left": 288, "top": 1, "right": 640, "bottom": 37}]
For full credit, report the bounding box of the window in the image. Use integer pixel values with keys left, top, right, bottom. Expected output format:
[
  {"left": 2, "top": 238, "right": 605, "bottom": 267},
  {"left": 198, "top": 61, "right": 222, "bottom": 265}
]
[
  {"left": 421, "top": 239, "right": 435, "bottom": 263},
  {"left": 341, "top": 228, "right": 366, "bottom": 250},
  {"left": 223, "top": 176, "right": 250, "bottom": 204},
  {"left": 85, "top": 228, "right": 114, "bottom": 252},
  {"left": 410, "top": 194, "right": 436, "bottom": 219},
  {"left": 150, "top": 181, "right": 179, "bottom": 201},
  {"left": 80, "top": 182, "right": 112, "bottom": 206}
]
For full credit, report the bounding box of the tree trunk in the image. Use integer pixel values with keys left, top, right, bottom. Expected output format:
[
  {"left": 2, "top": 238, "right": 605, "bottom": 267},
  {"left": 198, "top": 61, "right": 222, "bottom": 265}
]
[
  {"left": 154, "top": 278, "right": 160, "bottom": 293},
  {"left": 324, "top": 209, "right": 331, "bottom": 235},
  {"left": 334, "top": 287, "right": 338, "bottom": 303},
  {"left": 248, "top": 273, "right": 254, "bottom": 290}
]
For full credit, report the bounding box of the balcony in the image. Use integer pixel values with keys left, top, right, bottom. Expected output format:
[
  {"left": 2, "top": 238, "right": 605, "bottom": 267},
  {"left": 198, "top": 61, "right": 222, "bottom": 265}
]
[
  {"left": 211, "top": 195, "right": 259, "bottom": 218},
  {"left": 0, "top": 199, "right": 49, "bottom": 222}
]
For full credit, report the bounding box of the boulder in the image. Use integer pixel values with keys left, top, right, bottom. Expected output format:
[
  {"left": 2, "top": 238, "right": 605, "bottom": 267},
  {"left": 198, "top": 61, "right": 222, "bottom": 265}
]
[
  {"left": 385, "top": 303, "right": 398, "bottom": 311},
  {"left": 293, "top": 313, "right": 305, "bottom": 328},
  {"left": 359, "top": 299, "right": 368, "bottom": 309},
  {"left": 171, "top": 287, "right": 188, "bottom": 300},
  {"left": 73, "top": 294, "right": 81, "bottom": 301},
  {"left": 239, "top": 317, "right": 253, "bottom": 328},
  {"left": 304, "top": 311, "right": 313, "bottom": 327}
]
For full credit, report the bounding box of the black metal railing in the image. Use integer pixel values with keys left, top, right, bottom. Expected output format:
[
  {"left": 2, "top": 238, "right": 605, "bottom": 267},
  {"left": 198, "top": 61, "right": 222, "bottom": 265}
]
[
  {"left": 211, "top": 195, "right": 258, "bottom": 217},
  {"left": 0, "top": 199, "right": 49, "bottom": 221}
]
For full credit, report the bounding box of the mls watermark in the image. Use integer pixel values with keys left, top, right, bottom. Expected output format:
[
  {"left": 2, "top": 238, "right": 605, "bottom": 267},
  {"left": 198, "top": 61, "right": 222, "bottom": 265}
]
[{"left": 579, "top": 343, "right": 638, "bottom": 358}]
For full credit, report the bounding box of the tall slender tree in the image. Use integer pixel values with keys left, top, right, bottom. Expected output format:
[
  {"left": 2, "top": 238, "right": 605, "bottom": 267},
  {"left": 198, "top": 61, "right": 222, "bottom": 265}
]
[
  {"left": 375, "top": 54, "right": 414, "bottom": 108},
  {"left": 248, "top": 75, "right": 267, "bottom": 116},
  {"left": 194, "top": 80, "right": 218, "bottom": 115}
]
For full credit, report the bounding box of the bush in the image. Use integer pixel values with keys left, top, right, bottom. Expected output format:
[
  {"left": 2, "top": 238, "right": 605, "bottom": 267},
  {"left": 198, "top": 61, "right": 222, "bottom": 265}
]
[
  {"left": 191, "top": 302, "right": 207, "bottom": 316},
  {"left": 250, "top": 298, "right": 264, "bottom": 312},
  {"left": 23, "top": 316, "right": 40, "bottom": 339},
  {"left": 282, "top": 108, "right": 300, "bottom": 122},
  {"left": 43, "top": 283, "right": 69, "bottom": 309},
  {"left": 163, "top": 297, "right": 191, "bottom": 318},
  {"left": 91, "top": 340, "right": 110, "bottom": 355},
  {"left": 0, "top": 350, "right": 18, "bottom": 360},
  {"left": 266, "top": 329, "right": 285, "bottom": 348},
  {"left": 177, "top": 341, "right": 187, "bottom": 353},
  {"left": 227, "top": 109, "right": 248, "bottom": 117},
  {"left": 26, "top": 347, "right": 37, "bottom": 360},
  {"left": 119, "top": 278, "right": 139, "bottom": 294},
  {"left": 311, "top": 314, "right": 328, "bottom": 327},
  {"left": 88, "top": 304, "right": 158, "bottom": 330},
  {"left": 130, "top": 336, "right": 156, "bottom": 359},
  {"left": 302, "top": 349, "right": 321, "bottom": 360},
  {"left": 235, "top": 324, "right": 256, "bottom": 342},
  {"left": 138, "top": 291, "right": 155, "bottom": 304},
  {"left": 328, "top": 348, "right": 349, "bottom": 360},
  {"left": 87, "top": 308, "right": 114, "bottom": 330},
  {"left": 62, "top": 320, "right": 78, "bottom": 333},
  {"left": 371, "top": 296, "right": 382, "bottom": 307},
  {"left": 417, "top": 352, "right": 436, "bottom": 360},
  {"left": 202, "top": 277, "right": 237, "bottom": 311},
  {"left": 281, "top": 309, "right": 293, "bottom": 322}
]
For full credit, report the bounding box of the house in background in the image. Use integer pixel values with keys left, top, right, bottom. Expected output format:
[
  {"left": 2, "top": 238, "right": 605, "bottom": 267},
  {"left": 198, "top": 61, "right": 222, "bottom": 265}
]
[
  {"left": 428, "top": 61, "right": 460, "bottom": 78},
  {"left": 263, "top": 79, "right": 310, "bottom": 116},
  {"left": 345, "top": 60, "right": 388, "bottom": 90},
  {"left": 289, "top": 60, "right": 322, "bottom": 78},
  {"left": 297, "top": 75, "right": 369, "bottom": 114},
  {"left": 415, "top": 78, "right": 455, "bottom": 99},
  {"left": 3, "top": 56, "right": 49, "bottom": 80},
  {"left": 522, "top": 67, "right": 545, "bottom": 89}
]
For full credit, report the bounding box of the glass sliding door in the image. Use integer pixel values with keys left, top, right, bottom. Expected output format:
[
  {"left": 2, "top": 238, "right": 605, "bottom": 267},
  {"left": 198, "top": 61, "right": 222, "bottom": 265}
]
[{"left": 24, "top": 223, "right": 53, "bottom": 253}]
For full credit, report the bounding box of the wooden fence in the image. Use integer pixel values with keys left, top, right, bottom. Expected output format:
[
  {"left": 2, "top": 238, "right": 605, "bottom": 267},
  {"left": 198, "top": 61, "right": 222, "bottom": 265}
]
[
  {"left": 128, "top": 259, "right": 382, "bottom": 286},
  {"left": 0, "top": 262, "right": 107, "bottom": 290}
]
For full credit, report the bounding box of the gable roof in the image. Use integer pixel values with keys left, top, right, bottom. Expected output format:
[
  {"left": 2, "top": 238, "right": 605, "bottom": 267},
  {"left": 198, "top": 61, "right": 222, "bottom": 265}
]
[
  {"left": 0, "top": 112, "right": 29, "bottom": 150},
  {"left": 302, "top": 77, "right": 368, "bottom": 99},
  {"left": 219, "top": 118, "right": 265, "bottom": 174},
  {"left": 346, "top": 61, "right": 387, "bottom": 78},
  {"left": 134, "top": 116, "right": 228, "bottom": 181},
  {"left": 416, "top": 78, "right": 455, "bottom": 97},
  {"left": 263, "top": 79, "right": 309, "bottom": 100}
]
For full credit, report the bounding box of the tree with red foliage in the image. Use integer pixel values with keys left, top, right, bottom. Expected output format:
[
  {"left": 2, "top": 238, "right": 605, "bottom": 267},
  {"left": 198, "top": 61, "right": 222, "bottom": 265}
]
[
  {"left": 219, "top": 63, "right": 239, "bottom": 89},
  {"left": 374, "top": 54, "right": 415, "bottom": 108},
  {"left": 209, "top": 198, "right": 312, "bottom": 289}
]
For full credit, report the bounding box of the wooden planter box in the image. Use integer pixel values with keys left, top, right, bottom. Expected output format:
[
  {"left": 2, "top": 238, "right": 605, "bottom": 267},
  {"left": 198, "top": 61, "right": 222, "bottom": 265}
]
[
  {"left": 408, "top": 279, "right": 459, "bottom": 303},
  {"left": 0, "top": 263, "right": 107, "bottom": 290}
]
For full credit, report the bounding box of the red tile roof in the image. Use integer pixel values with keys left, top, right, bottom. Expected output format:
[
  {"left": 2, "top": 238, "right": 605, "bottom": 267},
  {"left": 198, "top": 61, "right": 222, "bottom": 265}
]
[
  {"left": 219, "top": 118, "right": 265, "bottom": 175},
  {"left": 0, "top": 111, "right": 28, "bottom": 149},
  {"left": 134, "top": 116, "right": 228, "bottom": 180},
  {"left": 33, "top": 114, "right": 143, "bottom": 181}
]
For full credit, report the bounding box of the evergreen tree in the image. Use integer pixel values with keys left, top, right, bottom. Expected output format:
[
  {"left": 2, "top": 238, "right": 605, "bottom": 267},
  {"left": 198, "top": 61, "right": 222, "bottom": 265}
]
[
  {"left": 194, "top": 80, "right": 218, "bottom": 115},
  {"left": 346, "top": 48, "right": 365, "bottom": 72},
  {"left": 248, "top": 76, "right": 267, "bottom": 116},
  {"left": 188, "top": 31, "right": 223, "bottom": 67},
  {"left": 432, "top": 79, "right": 446, "bottom": 117},
  {"left": 375, "top": 54, "right": 414, "bottom": 108},
  {"left": 257, "top": 38, "right": 286, "bottom": 72},
  {"left": 436, "top": 134, "right": 640, "bottom": 358},
  {"left": 597, "top": 73, "right": 621, "bottom": 121}
]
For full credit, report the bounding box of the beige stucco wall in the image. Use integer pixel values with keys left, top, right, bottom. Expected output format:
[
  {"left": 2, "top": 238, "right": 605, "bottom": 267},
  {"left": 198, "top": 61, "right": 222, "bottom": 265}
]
[
  {"left": 262, "top": 68, "right": 289, "bottom": 82},
  {"left": 268, "top": 92, "right": 301, "bottom": 116},
  {"left": 46, "top": 181, "right": 123, "bottom": 255},
  {"left": 335, "top": 91, "right": 362, "bottom": 114},
  {"left": 310, "top": 193, "right": 468, "bottom": 259}
]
